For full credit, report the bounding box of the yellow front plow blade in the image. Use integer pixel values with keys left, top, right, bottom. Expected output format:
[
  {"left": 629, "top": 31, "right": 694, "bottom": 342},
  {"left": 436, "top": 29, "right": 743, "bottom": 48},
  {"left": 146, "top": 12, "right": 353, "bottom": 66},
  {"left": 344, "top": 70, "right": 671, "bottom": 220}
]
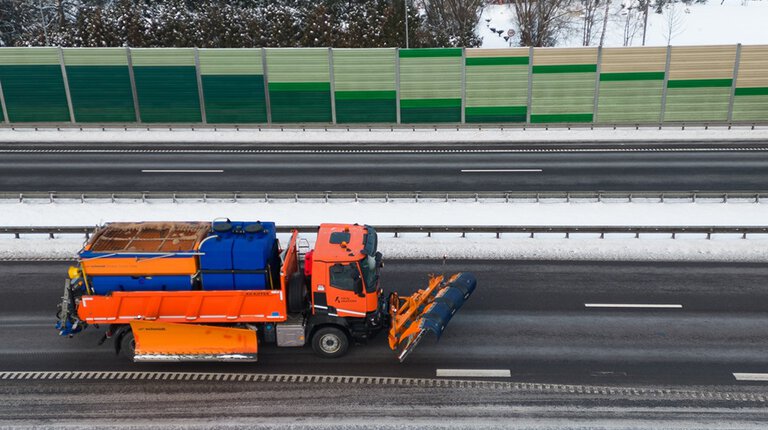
[{"left": 388, "top": 272, "right": 477, "bottom": 362}]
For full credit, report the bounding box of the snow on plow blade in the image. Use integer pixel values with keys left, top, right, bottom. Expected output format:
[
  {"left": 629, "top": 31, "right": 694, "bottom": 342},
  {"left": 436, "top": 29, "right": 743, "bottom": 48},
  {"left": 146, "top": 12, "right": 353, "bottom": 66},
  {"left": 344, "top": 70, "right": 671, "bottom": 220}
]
[
  {"left": 388, "top": 272, "right": 477, "bottom": 362},
  {"left": 131, "top": 321, "right": 258, "bottom": 362}
]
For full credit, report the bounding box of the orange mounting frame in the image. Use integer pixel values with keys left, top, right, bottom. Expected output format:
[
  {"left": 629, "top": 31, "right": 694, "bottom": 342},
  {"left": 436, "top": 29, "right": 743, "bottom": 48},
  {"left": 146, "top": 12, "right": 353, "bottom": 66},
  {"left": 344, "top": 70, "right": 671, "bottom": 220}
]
[{"left": 387, "top": 274, "right": 445, "bottom": 350}]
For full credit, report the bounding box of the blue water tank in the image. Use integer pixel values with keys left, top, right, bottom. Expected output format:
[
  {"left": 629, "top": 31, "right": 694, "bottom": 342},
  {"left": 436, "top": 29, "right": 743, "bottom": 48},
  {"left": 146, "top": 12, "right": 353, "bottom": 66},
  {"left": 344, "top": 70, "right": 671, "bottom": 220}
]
[{"left": 199, "top": 221, "right": 277, "bottom": 290}]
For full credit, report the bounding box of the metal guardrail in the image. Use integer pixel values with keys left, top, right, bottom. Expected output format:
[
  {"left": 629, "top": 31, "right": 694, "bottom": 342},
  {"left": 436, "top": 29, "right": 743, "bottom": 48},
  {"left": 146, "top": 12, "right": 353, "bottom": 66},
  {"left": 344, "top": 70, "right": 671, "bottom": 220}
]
[
  {"left": 0, "top": 122, "right": 765, "bottom": 131},
  {"left": 3, "top": 225, "right": 768, "bottom": 240},
  {"left": 2, "top": 191, "right": 768, "bottom": 203}
]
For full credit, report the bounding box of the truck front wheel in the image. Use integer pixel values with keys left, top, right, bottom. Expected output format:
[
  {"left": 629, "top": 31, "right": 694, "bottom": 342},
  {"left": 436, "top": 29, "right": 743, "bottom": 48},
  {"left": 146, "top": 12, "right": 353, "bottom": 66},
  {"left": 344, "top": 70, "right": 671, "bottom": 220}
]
[
  {"left": 118, "top": 330, "right": 136, "bottom": 361},
  {"left": 311, "top": 327, "right": 349, "bottom": 359}
]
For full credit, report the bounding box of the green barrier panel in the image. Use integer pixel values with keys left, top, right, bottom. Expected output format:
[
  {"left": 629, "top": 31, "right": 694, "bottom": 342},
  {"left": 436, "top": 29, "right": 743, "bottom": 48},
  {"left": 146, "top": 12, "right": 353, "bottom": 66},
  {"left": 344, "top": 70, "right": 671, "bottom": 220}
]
[
  {"left": 333, "top": 49, "right": 396, "bottom": 123},
  {"left": 198, "top": 49, "right": 266, "bottom": 124},
  {"left": 131, "top": 48, "right": 201, "bottom": 123},
  {"left": 465, "top": 48, "right": 528, "bottom": 123},
  {"left": 664, "top": 80, "right": 732, "bottom": 122},
  {"left": 266, "top": 48, "right": 331, "bottom": 123},
  {"left": 0, "top": 48, "right": 69, "bottom": 122},
  {"left": 399, "top": 48, "right": 462, "bottom": 123},
  {"left": 63, "top": 48, "right": 135, "bottom": 123},
  {"left": 531, "top": 48, "right": 597, "bottom": 123}
]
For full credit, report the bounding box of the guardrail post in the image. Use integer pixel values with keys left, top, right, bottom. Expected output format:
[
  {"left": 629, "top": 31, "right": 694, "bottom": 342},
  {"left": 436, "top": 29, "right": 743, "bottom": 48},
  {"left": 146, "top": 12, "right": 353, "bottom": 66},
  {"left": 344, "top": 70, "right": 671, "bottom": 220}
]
[
  {"left": 194, "top": 48, "right": 207, "bottom": 125},
  {"left": 261, "top": 48, "right": 272, "bottom": 125},
  {"left": 395, "top": 48, "right": 401, "bottom": 125},
  {"left": 460, "top": 47, "right": 467, "bottom": 124},
  {"left": 126, "top": 47, "right": 142, "bottom": 123},
  {"left": 0, "top": 77, "right": 9, "bottom": 124},
  {"left": 660, "top": 45, "right": 672, "bottom": 124},
  {"left": 526, "top": 46, "right": 534, "bottom": 125},
  {"left": 329, "top": 48, "right": 337, "bottom": 125},
  {"left": 592, "top": 46, "right": 603, "bottom": 124},
  {"left": 727, "top": 43, "right": 741, "bottom": 123},
  {"left": 58, "top": 47, "right": 76, "bottom": 124}
]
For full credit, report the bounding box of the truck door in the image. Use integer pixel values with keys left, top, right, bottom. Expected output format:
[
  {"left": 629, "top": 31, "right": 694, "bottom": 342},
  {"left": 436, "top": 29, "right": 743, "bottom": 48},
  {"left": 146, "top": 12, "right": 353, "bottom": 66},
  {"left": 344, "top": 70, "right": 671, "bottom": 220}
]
[{"left": 322, "top": 263, "right": 367, "bottom": 318}]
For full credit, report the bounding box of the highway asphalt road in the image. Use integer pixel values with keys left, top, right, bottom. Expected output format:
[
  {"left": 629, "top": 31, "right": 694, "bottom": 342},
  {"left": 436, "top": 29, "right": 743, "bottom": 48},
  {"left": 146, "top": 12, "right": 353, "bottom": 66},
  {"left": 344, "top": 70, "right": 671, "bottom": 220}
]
[
  {"left": 2, "top": 142, "right": 768, "bottom": 192},
  {"left": 3, "top": 259, "right": 768, "bottom": 427},
  {"left": 3, "top": 259, "right": 768, "bottom": 386}
]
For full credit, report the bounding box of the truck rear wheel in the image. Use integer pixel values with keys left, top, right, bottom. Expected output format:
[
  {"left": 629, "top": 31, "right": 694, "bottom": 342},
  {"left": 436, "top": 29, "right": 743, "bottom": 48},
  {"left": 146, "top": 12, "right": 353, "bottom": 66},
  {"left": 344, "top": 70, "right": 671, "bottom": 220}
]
[
  {"left": 311, "top": 327, "right": 349, "bottom": 359},
  {"left": 119, "top": 330, "right": 136, "bottom": 361}
]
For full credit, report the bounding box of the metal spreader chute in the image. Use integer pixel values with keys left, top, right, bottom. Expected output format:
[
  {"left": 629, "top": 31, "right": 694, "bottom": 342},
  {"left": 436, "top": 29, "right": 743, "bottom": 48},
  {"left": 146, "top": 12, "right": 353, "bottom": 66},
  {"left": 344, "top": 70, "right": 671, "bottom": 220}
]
[{"left": 388, "top": 272, "right": 477, "bottom": 362}]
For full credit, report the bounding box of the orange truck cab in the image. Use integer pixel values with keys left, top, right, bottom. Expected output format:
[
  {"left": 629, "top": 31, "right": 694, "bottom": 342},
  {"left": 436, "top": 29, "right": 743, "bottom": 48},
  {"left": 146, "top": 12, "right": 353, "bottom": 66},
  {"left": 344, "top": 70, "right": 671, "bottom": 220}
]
[{"left": 303, "top": 224, "right": 385, "bottom": 357}]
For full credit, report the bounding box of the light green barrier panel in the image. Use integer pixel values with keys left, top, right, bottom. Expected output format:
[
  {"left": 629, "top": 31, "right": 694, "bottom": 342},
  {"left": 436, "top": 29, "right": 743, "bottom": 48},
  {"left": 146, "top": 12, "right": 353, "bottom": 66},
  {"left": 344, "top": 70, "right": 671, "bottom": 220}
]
[
  {"left": 399, "top": 49, "right": 462, "bottom": 123},
  {"left": 732, "top": 45, "right": 768, "bottom": 122},
  {"left": 664, "top": 46, "right": 735, "bottom": 122},
  {"left": 131, "top": 48, "right": 201, "bottom": 123},
  {"left": 531, "top": 48, "right": 597, "bottom": 123},
  {"left": 333, "top": 49, "right": 396, "bottom": 123},
  {"left": 198, "top": 49, "right": 266, "bottom": 124},
  {"left": 597, "top": 73, "right": 665, "bottom": 123},
  {"left": 267, "top": 48, "right": 331, "bottom": 123},
  {"left": 0, "top": 48, "right": 69, "bottom": 122},
  {"left": 531, "top": 67, "right": 596, "bottom": 123},
  {"left": 664, "top": 80, "right": 732, "bottom": 122},
  {"left": 465, "top": 49, "right": 528, "bottom": 123},
  {"left": 63, "top": 48, "right": 135, "bottom": 122},
  {"left": 733, "top": 88, "right": 768, "bottom": 122}
]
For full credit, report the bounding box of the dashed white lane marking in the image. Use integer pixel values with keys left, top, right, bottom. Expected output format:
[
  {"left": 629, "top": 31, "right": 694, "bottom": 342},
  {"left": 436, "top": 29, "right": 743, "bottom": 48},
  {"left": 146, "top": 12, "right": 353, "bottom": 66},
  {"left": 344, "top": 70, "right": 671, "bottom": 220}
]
[
  {"left": 436, "top": 369, "right": 512, "bottom": 378},
  {"left": 733, "top": 373, "right": 768, "bottom": 381},
  {"left": 141, "top": 169, "right": 223, "bottom": 173},
  {"left": 461, "top": 169, "right": 543, "bottom": 173},
  {"left": 585, "top": 303, "right": 683, "bottom": 309}
]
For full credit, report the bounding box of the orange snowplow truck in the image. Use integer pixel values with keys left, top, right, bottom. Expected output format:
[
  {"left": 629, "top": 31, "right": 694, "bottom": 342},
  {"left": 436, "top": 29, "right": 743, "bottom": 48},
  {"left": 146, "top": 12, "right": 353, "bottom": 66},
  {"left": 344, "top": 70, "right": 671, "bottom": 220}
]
[{"left": 56, "top": 220, "right": 476, "bottom": 362}]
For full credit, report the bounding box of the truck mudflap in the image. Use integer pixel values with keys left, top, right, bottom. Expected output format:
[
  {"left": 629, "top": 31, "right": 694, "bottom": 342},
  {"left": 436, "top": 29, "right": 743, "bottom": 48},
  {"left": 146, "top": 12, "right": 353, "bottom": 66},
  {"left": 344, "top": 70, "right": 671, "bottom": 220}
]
[
  {"left": 130, "top": 321, "right": 258, "bottom": 362},
  {"left": 388, "top": 272, "right": 477, "bottom": 362}
]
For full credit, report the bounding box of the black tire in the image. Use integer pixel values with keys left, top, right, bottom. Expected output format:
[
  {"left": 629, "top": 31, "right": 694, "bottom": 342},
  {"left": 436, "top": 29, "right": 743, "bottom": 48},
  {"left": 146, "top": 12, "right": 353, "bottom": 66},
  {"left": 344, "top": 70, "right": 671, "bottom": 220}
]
[
  {"left": 118, "top": 330, "right": 136, "bottom": 361},
  {"left": 311, "top": 326, "right": 349, "bottom": 359},
  {"left": 287, "top": 271, "right": 307, "bottom": 313}
]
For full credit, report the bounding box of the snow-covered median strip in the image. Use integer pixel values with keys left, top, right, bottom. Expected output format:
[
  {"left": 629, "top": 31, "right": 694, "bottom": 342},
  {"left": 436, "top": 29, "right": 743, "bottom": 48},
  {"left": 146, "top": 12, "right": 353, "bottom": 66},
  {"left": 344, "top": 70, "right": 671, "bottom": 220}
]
[
  {"left": 2, "top": 200, "right": 768, "bottom": 261},
  {"left": 0, "top": 126, "right": 765, "bottom": 144}
]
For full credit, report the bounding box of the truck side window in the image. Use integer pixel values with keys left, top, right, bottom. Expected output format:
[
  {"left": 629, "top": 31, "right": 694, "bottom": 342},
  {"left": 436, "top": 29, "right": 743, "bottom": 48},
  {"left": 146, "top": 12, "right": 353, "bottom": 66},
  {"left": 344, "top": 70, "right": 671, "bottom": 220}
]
[{"left": 329, "top": 264, "right": 358, "bottom": 292}]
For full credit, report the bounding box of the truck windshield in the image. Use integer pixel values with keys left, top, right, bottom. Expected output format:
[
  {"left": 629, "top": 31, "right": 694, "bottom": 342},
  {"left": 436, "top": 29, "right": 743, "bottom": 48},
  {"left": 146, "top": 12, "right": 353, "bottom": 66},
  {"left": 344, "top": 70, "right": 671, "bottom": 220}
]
[{"left": 359, "top": 255, "right": 378, "bottom": 293}]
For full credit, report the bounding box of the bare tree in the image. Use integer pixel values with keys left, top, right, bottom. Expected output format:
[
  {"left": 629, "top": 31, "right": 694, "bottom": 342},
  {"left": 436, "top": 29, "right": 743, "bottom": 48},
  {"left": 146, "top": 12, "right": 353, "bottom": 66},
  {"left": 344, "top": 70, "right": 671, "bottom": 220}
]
[
  {"left": 598, "top": 0, "right": 610, "bottom": 46},
  {"left": 421, "top": 0, "right": 485, "bottom": 47},
  {"left": 662, "top": 2, "right": 685, "bottom": 44},
  {"left": 620, "top": 0, "right": 645, "bottom": 46},
  {"left": 579, "top": 0, "right": 602, "bottom": 46},
  {"left": 509, "top": 0, "right": 575, "bottom": 47}
]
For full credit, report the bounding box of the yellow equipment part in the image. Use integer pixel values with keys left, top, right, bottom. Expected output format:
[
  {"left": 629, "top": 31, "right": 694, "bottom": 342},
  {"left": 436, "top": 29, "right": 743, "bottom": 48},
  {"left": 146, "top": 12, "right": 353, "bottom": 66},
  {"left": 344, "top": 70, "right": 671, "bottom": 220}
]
[{"left": 130, "top": 321, "right": 258, "bottom": 362}]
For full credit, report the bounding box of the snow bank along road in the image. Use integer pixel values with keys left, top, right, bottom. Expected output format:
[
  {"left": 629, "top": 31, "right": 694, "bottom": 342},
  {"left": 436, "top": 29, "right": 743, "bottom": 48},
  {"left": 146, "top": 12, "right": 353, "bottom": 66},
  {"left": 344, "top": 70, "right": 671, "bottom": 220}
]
[
  {"left": 3, "top": 141, "right": 768, "bottom": 192},
  {"left": 5, "top": 260, "right": 768, "bottom": 387}
]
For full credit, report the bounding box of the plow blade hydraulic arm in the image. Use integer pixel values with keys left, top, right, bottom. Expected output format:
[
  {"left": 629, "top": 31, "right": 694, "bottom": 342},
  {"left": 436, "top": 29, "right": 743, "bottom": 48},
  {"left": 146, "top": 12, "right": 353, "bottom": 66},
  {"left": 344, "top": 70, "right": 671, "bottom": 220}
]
[{"left": 388, "top": 272, "right": 477, "bottom": 362}]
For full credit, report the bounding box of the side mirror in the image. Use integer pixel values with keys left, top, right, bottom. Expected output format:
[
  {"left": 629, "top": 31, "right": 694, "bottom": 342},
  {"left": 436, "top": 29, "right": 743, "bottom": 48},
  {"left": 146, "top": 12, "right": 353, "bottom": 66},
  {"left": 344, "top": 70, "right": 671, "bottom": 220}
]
[
  {"left": 375, "top": 251, "right": 384, "bottom": 268},
  {"left": 353, "top": 274, "right": 364, "bottom": 297}
]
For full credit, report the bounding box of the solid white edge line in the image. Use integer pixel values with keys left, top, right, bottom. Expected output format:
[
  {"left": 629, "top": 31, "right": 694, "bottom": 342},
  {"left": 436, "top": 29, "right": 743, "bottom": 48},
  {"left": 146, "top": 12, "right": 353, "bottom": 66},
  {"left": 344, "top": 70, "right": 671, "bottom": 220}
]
[
  {"left": 460, "top": 169, "right": 543, "bottom": 173},
  {"left": 584, "top": 303, "right": 683, "bottom": 309},
  {"left": 733, "top": 373, "right": 768, "bottom": 381},
  {"left": 436, "top": 369, "right": 511, "bottom": 378},
  {"left": 141, "top": 170, "right": 224, "bottom": 173}
]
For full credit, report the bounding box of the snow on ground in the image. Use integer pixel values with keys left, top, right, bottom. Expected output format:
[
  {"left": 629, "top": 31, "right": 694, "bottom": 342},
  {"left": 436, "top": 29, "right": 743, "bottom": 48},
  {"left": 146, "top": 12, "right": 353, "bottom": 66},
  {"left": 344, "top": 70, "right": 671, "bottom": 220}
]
[
  {"left": 2, "top": 200, "right": 768, "bottom": 227},
  {"left": 2, "top": 200, "right": 768, "bottom": 261},
  {"left": 0, "top": 126, "right": 765, "bottom": 144},
  {"left": 480, "top": 0, "right": 768, "bottom": 48}
]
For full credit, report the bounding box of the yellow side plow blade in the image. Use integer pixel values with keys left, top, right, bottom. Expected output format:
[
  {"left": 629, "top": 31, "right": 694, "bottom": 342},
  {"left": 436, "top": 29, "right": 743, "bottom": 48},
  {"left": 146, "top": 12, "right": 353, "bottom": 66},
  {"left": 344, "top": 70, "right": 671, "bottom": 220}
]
[
  {"left": 388, "top": 272, "right": 477, "bottom": 362},
  {"left": 130, "top": 321, "right": 258, "bottom": 362}
]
